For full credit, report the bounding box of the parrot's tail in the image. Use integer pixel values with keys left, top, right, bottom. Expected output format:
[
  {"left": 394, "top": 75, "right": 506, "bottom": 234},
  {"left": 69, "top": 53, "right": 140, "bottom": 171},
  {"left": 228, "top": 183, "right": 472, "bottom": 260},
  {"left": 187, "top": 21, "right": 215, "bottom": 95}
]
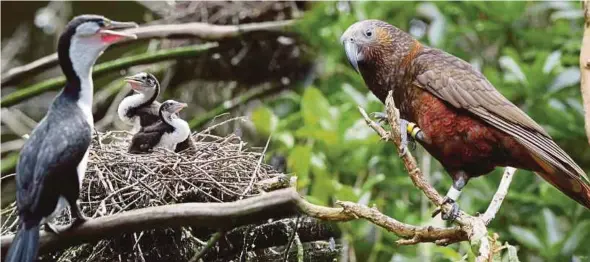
[
  {"left": 531, "top": 153, "right": 590, "bottom": 209},
  {"left": 4, "top": 222, "right": 40, "bottom": 262}
]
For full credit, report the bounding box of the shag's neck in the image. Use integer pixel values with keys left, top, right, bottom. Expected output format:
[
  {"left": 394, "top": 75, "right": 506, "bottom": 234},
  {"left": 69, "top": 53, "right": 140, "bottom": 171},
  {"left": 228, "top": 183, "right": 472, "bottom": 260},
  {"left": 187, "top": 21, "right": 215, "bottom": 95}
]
[{"left": 60, "top": 38, "right": 106, "bottom": 126}]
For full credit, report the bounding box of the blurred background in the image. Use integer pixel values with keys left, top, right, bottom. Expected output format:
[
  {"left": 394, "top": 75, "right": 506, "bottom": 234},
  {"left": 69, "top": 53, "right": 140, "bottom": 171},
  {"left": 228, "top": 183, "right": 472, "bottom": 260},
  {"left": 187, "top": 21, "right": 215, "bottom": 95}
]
[{"left": 2, "top": 1, "right": 590, "bottom": 261}]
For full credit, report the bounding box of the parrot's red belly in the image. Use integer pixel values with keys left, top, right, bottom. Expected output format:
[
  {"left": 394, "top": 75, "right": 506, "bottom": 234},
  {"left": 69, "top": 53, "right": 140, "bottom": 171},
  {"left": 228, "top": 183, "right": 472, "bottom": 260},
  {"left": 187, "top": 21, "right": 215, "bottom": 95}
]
[{"left": 403, "top": 89, "right": 540, "bottom": 176}]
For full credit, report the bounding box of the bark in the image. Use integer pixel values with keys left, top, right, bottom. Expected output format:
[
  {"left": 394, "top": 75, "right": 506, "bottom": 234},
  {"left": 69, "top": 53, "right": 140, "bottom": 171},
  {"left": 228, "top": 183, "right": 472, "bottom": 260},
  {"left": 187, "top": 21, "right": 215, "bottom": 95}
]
[{"left": 581, "top": 0, "right": 590, "bottom": 145}]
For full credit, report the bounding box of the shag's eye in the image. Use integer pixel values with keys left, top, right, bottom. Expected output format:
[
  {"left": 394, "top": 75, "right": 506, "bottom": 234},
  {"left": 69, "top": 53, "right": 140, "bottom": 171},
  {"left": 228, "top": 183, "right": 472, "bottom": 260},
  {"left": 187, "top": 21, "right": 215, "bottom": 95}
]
[{"left": 101, "top": 19, "right": 111, "bottom": 28}]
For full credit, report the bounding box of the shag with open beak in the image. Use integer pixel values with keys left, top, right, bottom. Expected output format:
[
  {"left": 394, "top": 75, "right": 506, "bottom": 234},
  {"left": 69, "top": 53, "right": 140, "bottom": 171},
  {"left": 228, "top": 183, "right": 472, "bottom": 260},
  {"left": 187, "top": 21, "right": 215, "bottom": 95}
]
[
  {"left": 128, "top": 100, "right": 191, "bottom": 154},
  {"left": 5, "top": 15, "right": 137, "bottom": 262}
]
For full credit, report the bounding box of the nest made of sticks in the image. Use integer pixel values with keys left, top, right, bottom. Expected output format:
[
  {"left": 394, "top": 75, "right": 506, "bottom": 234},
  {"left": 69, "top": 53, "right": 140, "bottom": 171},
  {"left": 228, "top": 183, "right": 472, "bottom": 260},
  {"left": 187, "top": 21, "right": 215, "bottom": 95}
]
[{"left": 1, "top": 117, "right": 297, "bottom": 261}]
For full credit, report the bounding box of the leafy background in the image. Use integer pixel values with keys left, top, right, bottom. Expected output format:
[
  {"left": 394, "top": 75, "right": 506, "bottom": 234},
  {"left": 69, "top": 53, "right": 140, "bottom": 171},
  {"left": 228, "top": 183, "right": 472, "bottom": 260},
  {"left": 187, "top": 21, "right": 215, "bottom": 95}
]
[{"left": 2, "top": 1, "right": 590, "bottom": 262}]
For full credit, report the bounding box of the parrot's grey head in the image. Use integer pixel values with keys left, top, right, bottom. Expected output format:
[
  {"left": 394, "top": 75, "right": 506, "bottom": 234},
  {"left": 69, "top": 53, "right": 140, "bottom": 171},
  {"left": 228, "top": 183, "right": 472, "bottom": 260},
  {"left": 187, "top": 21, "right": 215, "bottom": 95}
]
[{"left": 340, "top": 19, "right": 403, "bottom": 72}]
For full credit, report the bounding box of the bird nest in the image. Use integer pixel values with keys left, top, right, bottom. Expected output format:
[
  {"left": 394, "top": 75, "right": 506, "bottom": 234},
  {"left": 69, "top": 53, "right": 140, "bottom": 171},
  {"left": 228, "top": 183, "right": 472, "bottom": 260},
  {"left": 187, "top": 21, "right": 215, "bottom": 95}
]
[{"left": 1, "top": 117, "right": 298, "bottom": 261}]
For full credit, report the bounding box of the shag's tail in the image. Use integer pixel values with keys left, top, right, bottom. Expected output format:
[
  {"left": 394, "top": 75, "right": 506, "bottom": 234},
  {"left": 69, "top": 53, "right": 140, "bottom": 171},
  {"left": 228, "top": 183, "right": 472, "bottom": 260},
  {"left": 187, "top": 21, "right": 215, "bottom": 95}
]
[{"left": 4, "top": 223, "right": 40, "bottom": 262}]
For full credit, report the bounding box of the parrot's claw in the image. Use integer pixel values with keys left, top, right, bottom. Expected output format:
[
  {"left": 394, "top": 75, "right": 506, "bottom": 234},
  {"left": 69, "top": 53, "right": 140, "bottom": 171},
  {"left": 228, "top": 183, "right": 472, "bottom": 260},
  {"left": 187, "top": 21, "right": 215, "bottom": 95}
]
[
  {"left": 400, "top": 119, "right": 412, "bottom": 153},
  {"left": 432, "top": 197, "right": 461, "bottom": 222},
  {"left": 370, "top": 111, "right": 389, "bottom": 124}
]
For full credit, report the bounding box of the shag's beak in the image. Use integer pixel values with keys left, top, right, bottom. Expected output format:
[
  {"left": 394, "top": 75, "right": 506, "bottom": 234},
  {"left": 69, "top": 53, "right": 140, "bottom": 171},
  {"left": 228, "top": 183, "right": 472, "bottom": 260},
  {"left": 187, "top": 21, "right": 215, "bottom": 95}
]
[
  {"left": 173, "top": 103, "right": 188, "bottom": 113},
  {"left": 100, "top": 20, "right": 138, "bottom": 43},
  {"left": 343, "top": 40, "right": 362, "bottom": 73},
  {"left": 124, "top": 75, "right": 143, "bottom": 90}
]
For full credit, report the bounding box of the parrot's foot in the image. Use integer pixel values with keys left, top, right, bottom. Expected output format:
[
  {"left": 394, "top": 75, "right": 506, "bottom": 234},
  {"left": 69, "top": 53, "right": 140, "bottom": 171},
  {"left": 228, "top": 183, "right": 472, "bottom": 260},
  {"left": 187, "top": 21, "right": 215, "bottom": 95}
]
[
  {"left": 399, "top": 119, "right": 414, "bottom": 155},
  {"left": 432, "top": 197, "right": 461, "bottom": 222},
  {"left": 370, "top": 111, "right": 389, "bottom": 124}
]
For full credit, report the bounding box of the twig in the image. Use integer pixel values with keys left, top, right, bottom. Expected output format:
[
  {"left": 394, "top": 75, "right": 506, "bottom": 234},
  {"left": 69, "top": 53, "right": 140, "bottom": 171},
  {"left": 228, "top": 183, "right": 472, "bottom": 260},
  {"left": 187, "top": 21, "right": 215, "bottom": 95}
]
[
  {"left": 482, "top": 167, "right": 516, "bottom": 224},
  {"left": 1, "top": 43, "right": 218, "bottom": 108},
  {"left": 241, "top": 133, "right": 271, "bottom": 199},
  {"left": 1, "top": 20, "right": 295, "bottom": 86},
  {"left": 283, "top": 215, "right": 302, "bottom": 262},
  {"left": 188, "top": 231, "right": 225, "bottom": 262},
  {"left": 581, "top": 0, "right": 590, "bottom": 145}
]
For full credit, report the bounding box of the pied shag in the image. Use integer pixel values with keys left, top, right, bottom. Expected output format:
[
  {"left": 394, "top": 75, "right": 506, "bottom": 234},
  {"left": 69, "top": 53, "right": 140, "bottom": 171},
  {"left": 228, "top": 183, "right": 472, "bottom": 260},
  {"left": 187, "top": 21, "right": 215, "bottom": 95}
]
[
  {"left": 5, "top": 15, "right": 137, "bottom": 262},
  {"left": 117, "top": 72, "right": 161, "bottom": 132},
  {"left": 118, "top": 72, "right": 195, "bottom": 152},
  {"left": 128, "top": 100, "right": 191, "bottom": 154}
]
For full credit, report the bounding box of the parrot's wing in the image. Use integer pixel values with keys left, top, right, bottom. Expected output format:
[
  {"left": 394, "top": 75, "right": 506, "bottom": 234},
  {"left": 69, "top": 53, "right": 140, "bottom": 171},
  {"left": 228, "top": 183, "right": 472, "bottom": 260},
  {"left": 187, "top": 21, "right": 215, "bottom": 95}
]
[{"left": 413, "top": 48, "right": 588, "bottom": 183}]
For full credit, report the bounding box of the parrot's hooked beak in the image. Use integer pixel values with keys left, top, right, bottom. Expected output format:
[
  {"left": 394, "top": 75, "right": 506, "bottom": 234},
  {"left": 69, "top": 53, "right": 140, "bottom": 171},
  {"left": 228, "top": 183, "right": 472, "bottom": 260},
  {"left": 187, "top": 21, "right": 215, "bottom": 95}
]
[{"left": 342, "top": 39, "right": 363, "bottom": 73}]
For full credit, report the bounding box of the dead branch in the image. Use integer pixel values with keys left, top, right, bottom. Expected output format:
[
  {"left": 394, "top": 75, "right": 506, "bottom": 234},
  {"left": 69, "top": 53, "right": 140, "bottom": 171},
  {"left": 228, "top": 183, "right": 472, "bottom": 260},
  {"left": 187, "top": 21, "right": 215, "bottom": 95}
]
[
  {"left": 1, "top": 20, "right": 294, "bottom": 86},
  {"left": 0, "top": 185, "right": 471, "bottom": 259},
  {"left": 482, "top": 167, "right": 516, "bottom": 224},
  {"left": 581, "top": 0, "right": 590, "bottom": 145}
]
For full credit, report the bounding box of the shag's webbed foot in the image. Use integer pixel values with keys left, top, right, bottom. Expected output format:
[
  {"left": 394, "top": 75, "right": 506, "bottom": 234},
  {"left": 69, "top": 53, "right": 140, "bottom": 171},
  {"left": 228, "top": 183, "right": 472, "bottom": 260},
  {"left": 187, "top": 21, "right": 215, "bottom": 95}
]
[
  {"left": 66, "top": 200, "right": 87, "bottom": 231},
  {"left": 44, "top": 222, "right": 61, "bottom": 235}
]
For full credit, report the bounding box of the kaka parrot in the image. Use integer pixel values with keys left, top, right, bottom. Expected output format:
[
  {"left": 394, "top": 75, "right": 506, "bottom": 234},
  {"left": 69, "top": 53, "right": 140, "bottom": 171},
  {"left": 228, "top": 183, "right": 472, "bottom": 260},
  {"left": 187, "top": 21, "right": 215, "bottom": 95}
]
[{"left": 341, "top": 19, "right": 590, "bottom": 220}]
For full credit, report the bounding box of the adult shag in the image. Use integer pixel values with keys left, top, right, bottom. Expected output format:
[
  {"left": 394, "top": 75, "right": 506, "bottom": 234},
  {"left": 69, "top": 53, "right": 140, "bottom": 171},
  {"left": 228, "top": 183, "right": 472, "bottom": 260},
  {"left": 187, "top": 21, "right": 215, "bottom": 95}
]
[{"left": 5, "top": 15, "right": 137, "bottom": 262}]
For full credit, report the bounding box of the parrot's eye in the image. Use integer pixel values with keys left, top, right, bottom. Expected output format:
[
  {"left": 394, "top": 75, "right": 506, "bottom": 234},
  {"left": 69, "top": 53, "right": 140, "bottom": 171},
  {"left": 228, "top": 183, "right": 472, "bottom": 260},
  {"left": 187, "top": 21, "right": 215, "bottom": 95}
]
[{"left": 365, "top": 29, "right": 373, "bottom": 38}]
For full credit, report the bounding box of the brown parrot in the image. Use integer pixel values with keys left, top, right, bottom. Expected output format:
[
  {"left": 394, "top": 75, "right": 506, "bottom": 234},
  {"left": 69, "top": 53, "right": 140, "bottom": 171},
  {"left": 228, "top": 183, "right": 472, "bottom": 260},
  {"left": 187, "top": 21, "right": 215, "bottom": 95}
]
[{"left": 341, "top": 19, "right": 590, "bottom": 220}]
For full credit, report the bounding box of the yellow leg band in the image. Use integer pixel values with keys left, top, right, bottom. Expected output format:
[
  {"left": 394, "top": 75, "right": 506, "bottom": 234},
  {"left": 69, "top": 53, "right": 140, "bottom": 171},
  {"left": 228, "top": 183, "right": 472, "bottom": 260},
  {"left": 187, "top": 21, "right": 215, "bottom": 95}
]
[{"left": 406, "top": 122, "right": 421, "bottom": 139}]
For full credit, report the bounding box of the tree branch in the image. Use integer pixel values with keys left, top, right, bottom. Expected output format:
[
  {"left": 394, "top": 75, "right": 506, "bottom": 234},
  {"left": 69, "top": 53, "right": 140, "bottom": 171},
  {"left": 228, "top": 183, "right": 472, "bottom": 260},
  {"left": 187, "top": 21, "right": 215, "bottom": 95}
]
[
  {"left": 581, "top": 0, "right": 590, "bottom": 145},
  {"left": 0, "top": 185, "right": 468, "bottom": 259},
  {"left": 482, "top": 167, "right": 516, "bottom": 225},
  {"left": 1, "top": 43, "right": 218, "bottom": 108},
  {"left": 1, "top": 20, "right": 295, "bottom": 86},
  {"left": 357, "top": 91, "right": 515, "bottom": 261}
]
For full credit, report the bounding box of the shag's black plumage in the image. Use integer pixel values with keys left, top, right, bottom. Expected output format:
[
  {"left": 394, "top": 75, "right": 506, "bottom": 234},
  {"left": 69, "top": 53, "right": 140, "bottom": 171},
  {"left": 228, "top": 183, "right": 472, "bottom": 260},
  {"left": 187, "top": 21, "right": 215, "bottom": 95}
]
[{"left": 124, "top": 73, "right": 161, "bottom": 127}]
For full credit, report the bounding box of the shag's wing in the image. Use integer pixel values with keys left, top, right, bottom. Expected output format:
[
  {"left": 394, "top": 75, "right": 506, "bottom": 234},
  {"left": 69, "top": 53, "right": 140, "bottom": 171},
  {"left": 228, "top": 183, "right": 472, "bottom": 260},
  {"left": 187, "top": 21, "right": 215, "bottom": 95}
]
[
  {"left": 128, "top": 121, "right": 172, "bottom": 153},
  {"left": 16, "top": 106, "right": 91, "bottom": 213}
]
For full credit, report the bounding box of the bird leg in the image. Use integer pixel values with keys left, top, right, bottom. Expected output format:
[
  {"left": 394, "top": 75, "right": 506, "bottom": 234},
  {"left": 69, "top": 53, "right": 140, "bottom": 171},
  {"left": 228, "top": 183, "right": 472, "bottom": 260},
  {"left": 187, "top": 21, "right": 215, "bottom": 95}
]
[
  {"left": 67, "top": 199, "right": 87, "bottom": 230},
  {"left": 370, "top": 111, "right": 426, "bottom": 151},
  {"left": 432, "top": 172, "right": 469, "bottom": 222}
]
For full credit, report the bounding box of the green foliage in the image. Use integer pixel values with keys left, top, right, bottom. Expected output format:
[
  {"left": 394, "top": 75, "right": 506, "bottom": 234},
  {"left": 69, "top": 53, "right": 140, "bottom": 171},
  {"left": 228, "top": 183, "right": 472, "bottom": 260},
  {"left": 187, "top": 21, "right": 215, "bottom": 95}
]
[{"left": 253, "top": 2, "right": 590, "bottom": 261}]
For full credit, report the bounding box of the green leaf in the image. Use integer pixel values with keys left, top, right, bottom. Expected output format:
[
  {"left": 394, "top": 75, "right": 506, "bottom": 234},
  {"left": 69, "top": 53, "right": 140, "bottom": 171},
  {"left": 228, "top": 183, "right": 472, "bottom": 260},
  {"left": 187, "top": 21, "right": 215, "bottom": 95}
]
[
  {"left": 251, "top": 105, "right": 278, "bottom": 136},
  {"left": 561, "top": 221, "right": 590, "bottom": 255},
  {"left": 275, "top": 132, "right": 295, "bottom": 149},
  {"left": 301, "top": 87, "right": 335, "bottom": 130},
  {"left": 541, "top": 208, "right": 563, "bottom": 248},
  {"left": 288, "top": 145, "right": 312, "bottom": 189},
  {"left": 508, "top": 226, "right": 544, "bottom": 250}
]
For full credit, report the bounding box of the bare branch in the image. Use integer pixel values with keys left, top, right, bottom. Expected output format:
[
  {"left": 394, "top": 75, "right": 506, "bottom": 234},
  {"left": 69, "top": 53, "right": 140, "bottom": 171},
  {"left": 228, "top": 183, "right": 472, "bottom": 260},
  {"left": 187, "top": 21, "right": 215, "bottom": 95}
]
[
  {"left": 482, "top": 167, "right": 516, "bottom": 224},
  {"left": 1, "top": 187, "right": 468, "bottom": 258},
  {"left": 336, "top": 201, "right": 466, "bottom": 244},
  {"left": 1, "top": 20, "right": 294, "bottom": 86},
  {"left": 581, "top": 0, "right": 590, "bottom": 145}
]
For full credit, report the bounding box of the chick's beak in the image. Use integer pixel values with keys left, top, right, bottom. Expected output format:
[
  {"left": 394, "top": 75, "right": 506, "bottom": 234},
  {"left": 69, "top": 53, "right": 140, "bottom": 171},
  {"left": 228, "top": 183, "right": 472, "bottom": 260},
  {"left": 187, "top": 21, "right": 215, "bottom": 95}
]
[
  {"left": 100, "top": 20, "right": 138, "bottom": 43},
  {"left": 124, "top": 76, "right": 143, "bottom": 90},
  {"left": 174, "top": 103, "right": 188, "bottom": 113}
]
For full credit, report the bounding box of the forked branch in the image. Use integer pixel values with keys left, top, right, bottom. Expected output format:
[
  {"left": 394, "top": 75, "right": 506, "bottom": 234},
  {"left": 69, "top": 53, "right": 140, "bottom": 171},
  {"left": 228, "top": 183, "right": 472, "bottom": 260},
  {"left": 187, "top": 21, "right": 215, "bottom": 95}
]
[{"left": 356, "top": 91, "right": 516, "bottom": 261}]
